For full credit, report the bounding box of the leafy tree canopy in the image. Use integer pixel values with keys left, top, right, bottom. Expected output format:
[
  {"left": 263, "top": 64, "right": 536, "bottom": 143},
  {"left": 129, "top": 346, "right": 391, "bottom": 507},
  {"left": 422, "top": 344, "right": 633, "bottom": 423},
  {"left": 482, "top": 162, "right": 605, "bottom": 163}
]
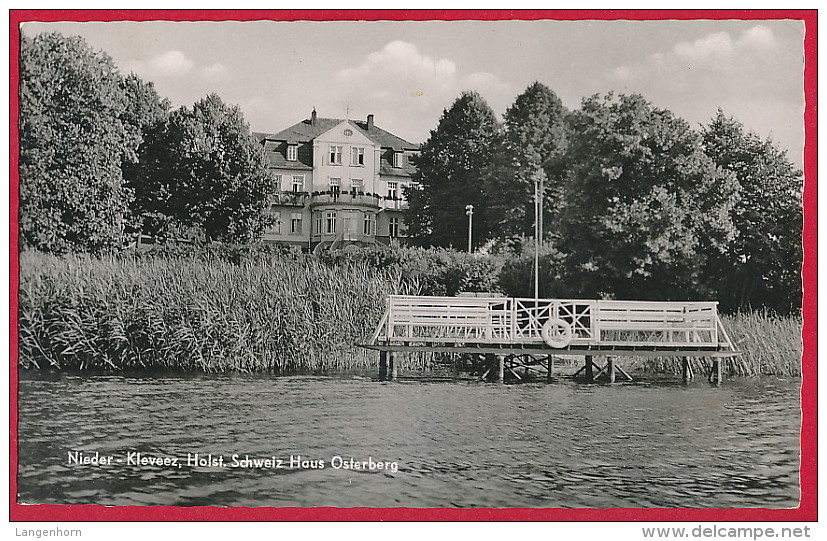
[
  {"left": 19, "top": 32, "right": 138, "bottom": 254},
  {"left": 139, "top": 93, "right": 273, "bottom": 243},
  {"left": 559, "top": 93, "right": 739, "bottom": 300},
  {"left": 484, "top": 82, "right": 568, "bottom": 240},
  {"left": 405, "top": 91, "right": 500, "bottom": 249},
  {"left": 701, "top": 110, "right": 803, "bottom": 313},
  {"left": 119, "top": 74, "right": 171, "bottom": 236}
]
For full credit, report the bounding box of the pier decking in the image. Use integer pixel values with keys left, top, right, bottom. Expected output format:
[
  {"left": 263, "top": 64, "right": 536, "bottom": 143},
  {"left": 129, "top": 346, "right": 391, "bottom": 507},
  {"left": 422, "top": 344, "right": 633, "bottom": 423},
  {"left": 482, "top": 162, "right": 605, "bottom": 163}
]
[{"left": 360, "top": 295, "right": 739, "bottom": 382}]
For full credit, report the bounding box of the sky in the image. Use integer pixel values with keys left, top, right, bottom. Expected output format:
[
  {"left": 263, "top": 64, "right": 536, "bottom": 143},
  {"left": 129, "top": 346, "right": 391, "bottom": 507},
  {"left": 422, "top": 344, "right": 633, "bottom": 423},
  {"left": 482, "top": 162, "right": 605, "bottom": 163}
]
[{"left": 20, "top": 17, "right": 806, "bottom": 165}]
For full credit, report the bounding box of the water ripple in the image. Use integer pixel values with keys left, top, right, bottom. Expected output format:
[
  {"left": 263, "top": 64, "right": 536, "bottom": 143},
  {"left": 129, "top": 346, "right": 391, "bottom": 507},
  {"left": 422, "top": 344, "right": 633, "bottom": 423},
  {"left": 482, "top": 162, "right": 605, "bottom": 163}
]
[{"left": 17, "top": 372, "right": 800, "bottom": 508}]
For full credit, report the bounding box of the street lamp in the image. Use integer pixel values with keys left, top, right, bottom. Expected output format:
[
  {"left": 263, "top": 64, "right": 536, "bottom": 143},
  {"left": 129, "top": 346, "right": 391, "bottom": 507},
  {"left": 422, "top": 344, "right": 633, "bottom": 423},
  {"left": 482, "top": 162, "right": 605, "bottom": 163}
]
[
  {"left": 465, "top": 204, "right": 474, "bottom": 253},
  {"left": 533, "top": 171, "right": 543, "bottom": 301}
]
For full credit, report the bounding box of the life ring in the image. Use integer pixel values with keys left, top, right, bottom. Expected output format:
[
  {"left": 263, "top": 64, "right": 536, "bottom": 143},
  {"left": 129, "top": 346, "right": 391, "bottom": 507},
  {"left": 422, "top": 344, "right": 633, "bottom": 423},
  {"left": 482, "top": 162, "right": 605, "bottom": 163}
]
[{"left": 541, "top": 318, "right": 573, "bottom": 348}]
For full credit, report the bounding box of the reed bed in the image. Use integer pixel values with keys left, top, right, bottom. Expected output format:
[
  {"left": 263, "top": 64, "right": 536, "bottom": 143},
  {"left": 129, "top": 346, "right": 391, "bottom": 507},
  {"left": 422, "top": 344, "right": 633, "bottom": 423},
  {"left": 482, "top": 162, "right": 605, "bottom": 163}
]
[
  {"left": 18, "top": 251, "right": 407, "bottom": 373},
  {"left": 635, "top": 312, "right": 803, "bottom": 377},
  {"left": 18, "top": 251, "right": 803, "bottom": 377}
]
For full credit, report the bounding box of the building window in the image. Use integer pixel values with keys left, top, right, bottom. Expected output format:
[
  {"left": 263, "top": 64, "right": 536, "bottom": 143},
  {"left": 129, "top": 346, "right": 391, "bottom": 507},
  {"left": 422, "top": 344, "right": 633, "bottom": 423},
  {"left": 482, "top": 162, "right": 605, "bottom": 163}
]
[
  {"left": 329, "top": 177, "right": 341, "bottom": 197},
  {"left": 351, "top": 178, "right": 363, "bottom": 193},
  {"left": 315, "top": 213, "right": 323, "bottom": 235},
  {"left": 392, "top": 151, "right": 403, "bottom": 168},
  {"left": 292, "top": 175, "right": 304, "bottom": 192},
  {"left": 325, "top": 211, "right": 337, "bottom": 234},
  {"left": 389, "top": 217, "right": 400, "bottom": 238},
  {"left": 329, "top": 145, "right": 342, "bottom": 165},
  {"left": 290, "top": 212, "right": 303, "bottom": 234},
  {"left": 363, "top": 213, "right": 376, "bottom": 236},
  {"left": 269, "top": 211, "right": 281, "bottom": 234},
  {"left": 351, "top": 146, "right": 365, "bottom": 166},
  {"left": 387, "top": 181, "right": 398, "bottom": 200},
  {"left": 272, "top": 174, "right": 282, "bottom": 192},
  {"left": 287, "top": 144, "right": 298, "bottom": 161}
]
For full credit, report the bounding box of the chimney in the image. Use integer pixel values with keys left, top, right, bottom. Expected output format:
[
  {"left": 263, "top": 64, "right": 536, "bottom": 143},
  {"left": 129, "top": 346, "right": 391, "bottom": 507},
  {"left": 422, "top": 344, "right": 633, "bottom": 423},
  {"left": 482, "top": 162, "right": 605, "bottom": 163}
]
[
  {"left": 367, "top": 114, "right": 374, "bottom": 130},
  {"left": 311, "top": 108, "right": 317, "bottom": 125}
]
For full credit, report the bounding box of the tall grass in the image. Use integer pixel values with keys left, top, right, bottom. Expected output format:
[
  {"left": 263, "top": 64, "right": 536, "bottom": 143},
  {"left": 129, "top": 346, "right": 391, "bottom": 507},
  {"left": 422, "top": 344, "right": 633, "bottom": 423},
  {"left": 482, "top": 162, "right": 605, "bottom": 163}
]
[
  {"left": 17, "top": 251, "right": 411, "bottom": 372},
  {"left": 636, "top": 312, "right": 802, "bottom": 377},
  {"left": 18, "top": 250, "right": 803, "bottom": 376}
]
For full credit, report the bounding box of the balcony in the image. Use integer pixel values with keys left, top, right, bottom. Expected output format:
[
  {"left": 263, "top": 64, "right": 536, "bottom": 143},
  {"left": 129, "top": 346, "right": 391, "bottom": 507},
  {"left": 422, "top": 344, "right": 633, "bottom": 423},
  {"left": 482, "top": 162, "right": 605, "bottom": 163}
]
[
  {"left": 310, "top": 190, "right": 384, "bottom": 208},
  {"left": 381, "top": 198, "right": 404, "bottom": 210},
  {"left": 269, "top": 191, "right": 309, "bottom": 206}
]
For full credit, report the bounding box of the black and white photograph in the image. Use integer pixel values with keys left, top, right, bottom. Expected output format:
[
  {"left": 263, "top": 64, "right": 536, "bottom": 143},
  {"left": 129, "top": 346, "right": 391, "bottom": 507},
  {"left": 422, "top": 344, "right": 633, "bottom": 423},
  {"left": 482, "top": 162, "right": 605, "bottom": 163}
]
[{"left": 12, "top": 11, "right": 812, "bottom": 517}]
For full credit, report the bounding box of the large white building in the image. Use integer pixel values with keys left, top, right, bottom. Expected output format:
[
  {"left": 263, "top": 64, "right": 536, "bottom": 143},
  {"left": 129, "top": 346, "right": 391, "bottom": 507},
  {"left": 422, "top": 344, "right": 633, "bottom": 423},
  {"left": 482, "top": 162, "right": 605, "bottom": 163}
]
[{"left": 254, "top": 110, "right": 418, "bottom": 250}]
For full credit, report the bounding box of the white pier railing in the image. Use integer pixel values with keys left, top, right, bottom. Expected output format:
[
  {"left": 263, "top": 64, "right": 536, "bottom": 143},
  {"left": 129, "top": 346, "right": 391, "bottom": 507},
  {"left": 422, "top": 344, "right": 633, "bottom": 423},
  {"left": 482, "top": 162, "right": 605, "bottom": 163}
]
[{"left": 367, "top": 295, "right": 735, "bottom": 351}]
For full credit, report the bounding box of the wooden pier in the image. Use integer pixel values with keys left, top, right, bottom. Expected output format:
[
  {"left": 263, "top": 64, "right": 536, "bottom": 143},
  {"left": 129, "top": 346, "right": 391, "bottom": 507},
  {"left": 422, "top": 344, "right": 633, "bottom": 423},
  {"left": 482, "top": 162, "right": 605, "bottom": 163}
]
[{"left": 360, "top": 295, "right": 739, "bottom": 383}]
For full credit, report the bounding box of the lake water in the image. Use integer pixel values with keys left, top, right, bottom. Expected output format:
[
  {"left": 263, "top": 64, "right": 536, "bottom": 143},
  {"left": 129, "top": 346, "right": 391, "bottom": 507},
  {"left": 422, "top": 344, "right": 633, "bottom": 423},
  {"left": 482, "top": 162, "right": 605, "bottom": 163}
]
[{"left": 16, "top": 370, "right": 801, "bottom": 508}]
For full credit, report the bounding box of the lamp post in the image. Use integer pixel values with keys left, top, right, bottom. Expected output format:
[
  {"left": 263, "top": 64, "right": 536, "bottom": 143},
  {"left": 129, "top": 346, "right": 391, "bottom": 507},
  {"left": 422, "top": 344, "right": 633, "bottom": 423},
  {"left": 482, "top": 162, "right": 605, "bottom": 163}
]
[
  {"left": 465, "top": 204, "right": 474, "bottom": 253},
  {"left": 533, "top": 172, "right": 543, "bottom": 301}
]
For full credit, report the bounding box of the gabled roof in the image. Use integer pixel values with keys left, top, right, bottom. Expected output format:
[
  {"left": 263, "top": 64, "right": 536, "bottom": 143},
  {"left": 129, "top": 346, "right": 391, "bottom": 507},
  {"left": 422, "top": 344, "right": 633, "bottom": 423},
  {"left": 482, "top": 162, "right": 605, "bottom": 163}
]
[
  {"left": 257, "top": 116, "right": 419, "bottom": 151},
  {"left": 351, "top": 119, "right": 419, "bottom": 151}
]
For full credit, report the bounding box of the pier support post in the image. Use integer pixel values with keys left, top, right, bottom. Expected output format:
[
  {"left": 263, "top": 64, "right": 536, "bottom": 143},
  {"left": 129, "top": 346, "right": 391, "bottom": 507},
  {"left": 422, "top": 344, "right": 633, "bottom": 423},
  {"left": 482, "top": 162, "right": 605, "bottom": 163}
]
[
  {"left": 497, "top": 355, "right": 505, "bottom": 383},
  {"left": 389, "top": 352, "right": 397, "bottom": 380},
  {"left": 606, "top": 357, "right": 616, "bottom": 383},
  {"left": 379, "top": 351, "right": 388, "bottom": 380},
  {"left": 482, "top": 353, "right": 496, "bottom": 381},
  {"left": 546, "top": 355, "right": 553, "bottom": 382},
  {"left": 584, "top": 355, "right": 594, "bottom": 381},
  {"left": 708, "top": 358, "right": 723, "bottom": 384},
  {"left": 682, "top": 357, "right": 694, "bottom": 381}
]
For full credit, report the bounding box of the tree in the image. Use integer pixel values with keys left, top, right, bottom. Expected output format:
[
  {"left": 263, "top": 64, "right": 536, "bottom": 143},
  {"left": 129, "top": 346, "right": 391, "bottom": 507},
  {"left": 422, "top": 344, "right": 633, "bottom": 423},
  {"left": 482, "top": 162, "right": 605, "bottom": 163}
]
[
  {"left": 558, "top": 93, "right": 739, "bottom": 300},
  {"left": 405, "top": 91, "right": 500, "bottom": 249},
  {"left": 484, "top": 82, "right": 568, "bottom": 240},
  {"left": 19, "top": 32, "right": 139, "bottom": 253},
  {"left": 119, "top": 74, "right": 171, "bottom": 237},
  {"left": 139, "top": 94, "right": 272, "bottom": 243},
  {"left": 701, "top": 110, "right": 803, "bottom": 313}
]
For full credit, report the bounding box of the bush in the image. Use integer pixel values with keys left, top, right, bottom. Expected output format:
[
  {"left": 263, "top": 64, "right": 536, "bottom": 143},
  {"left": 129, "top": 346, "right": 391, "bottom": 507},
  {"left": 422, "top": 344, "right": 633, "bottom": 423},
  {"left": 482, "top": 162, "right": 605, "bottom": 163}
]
[
  {"left": 498, "top": 242, "right": 567, "bottom": 298},
  {"left": 316, "top": 244, "right": 504, "bottom": 296}
]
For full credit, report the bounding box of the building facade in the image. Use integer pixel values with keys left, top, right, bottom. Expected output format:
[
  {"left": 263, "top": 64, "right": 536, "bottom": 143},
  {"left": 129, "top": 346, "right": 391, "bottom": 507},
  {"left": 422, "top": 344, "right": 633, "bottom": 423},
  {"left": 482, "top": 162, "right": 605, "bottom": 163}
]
[{"left": 254, "top": 110, "right": 418, "bottom": 251}]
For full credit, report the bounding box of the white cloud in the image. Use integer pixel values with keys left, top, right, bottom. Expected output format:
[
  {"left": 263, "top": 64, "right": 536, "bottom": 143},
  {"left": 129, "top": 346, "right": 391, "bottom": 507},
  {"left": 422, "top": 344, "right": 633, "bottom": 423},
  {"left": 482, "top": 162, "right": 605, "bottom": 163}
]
[
  {"left": 673, "top": 32, "right": 735, "bottom": 65},
  {"left": 737, "top": 25, "right": 778, "bottom": 51},
  {"left": 610, "top": 25, "right": 782, "bottom": 82},
  {"left": 467, "top": 72, "right": 512, "bottom": 96},
  {"left": 201, "top": 62, "right": 229, "bottom": 81},
  {"left": 338, "top": 40, "right": 457, "bottom": 85},
  {"left": 127, "top": 50, "right": 194, "bottom": 78},
  {"left": 126, "top": 51, "right": 230, "bottom": 83},
  {"left": 601, "top": 24, "right": 801, "bottom": 167},
  {"left": 333, "top": 41, "right": 513, "bottom": 142}
]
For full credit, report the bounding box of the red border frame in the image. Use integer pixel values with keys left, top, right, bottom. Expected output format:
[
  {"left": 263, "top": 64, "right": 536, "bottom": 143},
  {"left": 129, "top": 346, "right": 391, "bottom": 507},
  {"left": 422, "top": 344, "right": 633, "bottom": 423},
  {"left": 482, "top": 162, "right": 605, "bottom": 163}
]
[{"left": 8, "top": 9, "right": 817, "bottom": 522}]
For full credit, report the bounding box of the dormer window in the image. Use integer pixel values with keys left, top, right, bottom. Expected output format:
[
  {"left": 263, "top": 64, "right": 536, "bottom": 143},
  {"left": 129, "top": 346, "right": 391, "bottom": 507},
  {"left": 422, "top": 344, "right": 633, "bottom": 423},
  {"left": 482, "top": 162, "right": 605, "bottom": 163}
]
[
  {"left": 392, "top": 151, "right": 403, "bottom": 168},
  {"left": 287, "top": 144, "right": 298, "bottom": 161}
]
